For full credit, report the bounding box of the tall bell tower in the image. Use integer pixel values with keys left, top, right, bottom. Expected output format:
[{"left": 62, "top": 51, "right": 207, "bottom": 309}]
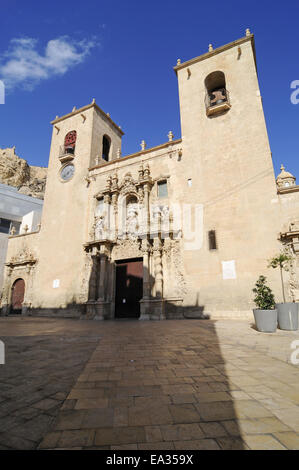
[{"left": 172, "top": 30, "right": 281, "bottom": 314}]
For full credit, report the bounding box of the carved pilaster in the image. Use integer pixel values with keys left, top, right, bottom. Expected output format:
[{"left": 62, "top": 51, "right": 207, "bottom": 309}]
[
  {"left": 141, "top": 239, "right": 151, "bottom": 300},
  {"left": 153, "top": 237, "right": 163, "bottom": 299},
  {"left": 88, "top": 253, "right": 99, "bottom": 301}
]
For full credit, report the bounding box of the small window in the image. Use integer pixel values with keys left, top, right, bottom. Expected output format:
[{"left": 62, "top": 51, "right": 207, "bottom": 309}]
[
  {"left": 208, "top": 230, "right": 217, "bottom": 250},
  {"left": 102, "top": 135, "right": 111, "bottom": 161},
  {"left": 0, "top": 218, "right": 11, "bottom": 234},
  {"left": 157, "top": 180, "right": 168, "bottom": 198}
]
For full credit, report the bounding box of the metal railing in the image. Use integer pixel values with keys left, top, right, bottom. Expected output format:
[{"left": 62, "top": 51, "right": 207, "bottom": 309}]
[{"left": 59, "top": 145, "right": 75, "bottom": 158}]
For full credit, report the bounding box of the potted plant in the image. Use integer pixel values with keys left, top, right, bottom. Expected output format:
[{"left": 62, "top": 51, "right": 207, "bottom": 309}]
[
  {"left": 268, "top": 251, "right": 298, "bottom": 331},
  {"left": 252, "top": 275, "right": 277, "bottom": 332}
]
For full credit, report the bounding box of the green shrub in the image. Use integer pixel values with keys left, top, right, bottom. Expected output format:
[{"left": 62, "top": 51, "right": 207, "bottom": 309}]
[{"left": 253, "top": 275, "right": 275, "bottom": 310}]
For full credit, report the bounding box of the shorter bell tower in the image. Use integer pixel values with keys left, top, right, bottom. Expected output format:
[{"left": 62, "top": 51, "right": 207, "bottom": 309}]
[{"left": 34, "top": 100, "right": 124, "bottom": 312}]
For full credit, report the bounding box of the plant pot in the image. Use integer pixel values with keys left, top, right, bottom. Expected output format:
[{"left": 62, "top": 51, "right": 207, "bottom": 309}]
[
  {"left": 253, "top": 309, "right": 277, "bottom": 333},
  {"left": 275, "top": 303, "right": 298, "bottom": 331}
]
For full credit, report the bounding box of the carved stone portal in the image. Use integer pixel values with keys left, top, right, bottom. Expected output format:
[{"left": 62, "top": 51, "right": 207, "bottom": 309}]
[{"left": 84, "top": 163, "right": 184, "bottom": 320}]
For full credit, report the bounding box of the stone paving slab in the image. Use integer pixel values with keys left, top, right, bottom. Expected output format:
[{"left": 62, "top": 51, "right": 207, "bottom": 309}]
[
  {"left": 0, "top": 316, "right": 298, "bottom": 450},
  {"left": 0, "top": 318, "right": 101, "bottom": 449}
]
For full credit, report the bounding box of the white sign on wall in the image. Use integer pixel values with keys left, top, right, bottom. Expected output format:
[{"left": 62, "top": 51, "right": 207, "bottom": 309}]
[
  {"left": 222, "top": 260, "right": 237, "bottom": 280},
  {"left": 53, "top": 279, "right": 60, "bottom": 288}
]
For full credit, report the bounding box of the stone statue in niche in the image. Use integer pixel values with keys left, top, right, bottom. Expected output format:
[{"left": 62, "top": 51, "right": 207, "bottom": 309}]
[
  {"left": 152, "top": 205, "right": 162, "bottom": 221},
  {"left": 161, "top": 205, "right": 170, "bottom": 222},
  {"left": 161, "top": 205, "right": 170, "bottom": 233},
  {"left": 94, "top": 215, "right": 106, "bottom": 240},
  {"left": 126, "top": 201, "right": 139, "bottom": 239}
]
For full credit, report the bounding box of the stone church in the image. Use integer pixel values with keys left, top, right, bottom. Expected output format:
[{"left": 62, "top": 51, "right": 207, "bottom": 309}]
[{"left": 1, "top": 30, "right": 299, "bottom": 320}]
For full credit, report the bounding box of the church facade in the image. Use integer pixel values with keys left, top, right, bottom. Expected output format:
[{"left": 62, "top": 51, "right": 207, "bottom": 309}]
[{"left": 2, "top": 31, "right": 299, "bottom": 320}]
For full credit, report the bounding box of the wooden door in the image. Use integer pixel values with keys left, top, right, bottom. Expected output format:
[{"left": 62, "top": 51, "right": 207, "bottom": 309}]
[
  {"left": 115, "top": 258, "right": 143, "bottom": 318},
  {"left": 11, "top": 279, "right": 25, "bottom": 314}
]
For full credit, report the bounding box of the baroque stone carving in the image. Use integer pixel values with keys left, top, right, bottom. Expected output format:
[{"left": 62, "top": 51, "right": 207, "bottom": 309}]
[
  {"left": 112, "top": 238, "right": 142, "bottom": 260},
  {"left": 284, "top": 244, "right": 299, "bottom": 302},
  {"left": 9, "top": 246, "right": 36, "bottom": 265},
  {"left": 94, "top": 215, "right": 106, "bottom": 240}
]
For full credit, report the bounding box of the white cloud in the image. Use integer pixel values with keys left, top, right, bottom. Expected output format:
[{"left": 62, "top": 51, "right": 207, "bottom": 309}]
[{"left": 0, "top": 36, "right": 97, "bottom": 91}]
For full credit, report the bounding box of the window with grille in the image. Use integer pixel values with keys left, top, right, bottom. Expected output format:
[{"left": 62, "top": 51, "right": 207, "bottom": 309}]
[{"left": 157, "top": 180, "right": 168, "bottom": 198}]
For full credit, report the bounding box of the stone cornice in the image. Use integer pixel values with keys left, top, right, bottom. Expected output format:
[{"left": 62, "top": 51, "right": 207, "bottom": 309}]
[
  {"left": 9, "top": 230, "right": 40, "bottom": 239},
  {"left": 6, "top": 259, "right": 37, "bottom": 268},
  {"left": 88, "top": 139, "right": 182, "bottom": 171},
  {"left": 277, "top": 185, "right": 299, "bottom": 195},
  {"left": 281, "top": 230, "right": 299, "bottom": 239},
  {"left": 173, "top": 35, "right": 256, "bottom": 74}
]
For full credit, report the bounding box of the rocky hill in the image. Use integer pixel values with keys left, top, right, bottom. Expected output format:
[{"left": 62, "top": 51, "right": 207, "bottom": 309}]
[{"left": 0, "top": 147, "right": 47, "bottom": 199}]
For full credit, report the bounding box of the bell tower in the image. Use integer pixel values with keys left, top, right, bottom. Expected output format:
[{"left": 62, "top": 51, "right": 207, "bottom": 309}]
[
  {"left": 174, "top": 30, "right": 276, "bottom": 194},
  {"left": 35, "top": 100, "right": 123, "bottom": 312},
  {"left": 172, "top": 31, "right": 281, "bottom": 314}
]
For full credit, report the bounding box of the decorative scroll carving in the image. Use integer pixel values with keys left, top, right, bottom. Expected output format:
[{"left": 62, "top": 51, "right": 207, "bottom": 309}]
[
  {"left": 120, "top": 173, "right": 138, "bottom": 197},
  {"left": 8, "top": 246, "right": 37, "bottom": 267},
  {"left": 112, "top": 238, "right": 142, "bottom": 260}
]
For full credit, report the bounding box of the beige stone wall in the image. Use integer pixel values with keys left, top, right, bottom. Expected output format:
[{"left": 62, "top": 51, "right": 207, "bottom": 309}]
[
  {"left": 2, "top": 34, "right": 298, "bottom": 320},
  {"left": 171, "top": 36, "right": 282, "bottom": 315},
  {"left": 89, "top": 107, "right": 123, "bottom": 167}
]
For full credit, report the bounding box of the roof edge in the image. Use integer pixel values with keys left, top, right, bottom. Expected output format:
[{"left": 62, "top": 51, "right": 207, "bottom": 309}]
[
  {"left": 173, "top": 34, "right": 256, "bottom": 74},
  {"left": 50, "top": 101, "right": 124, "bottom": 136}
]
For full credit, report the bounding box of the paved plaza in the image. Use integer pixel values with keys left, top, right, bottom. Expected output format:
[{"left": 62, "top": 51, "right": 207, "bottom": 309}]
[{"left": 0, "top": 316, "right": 298, "bottom": 450}]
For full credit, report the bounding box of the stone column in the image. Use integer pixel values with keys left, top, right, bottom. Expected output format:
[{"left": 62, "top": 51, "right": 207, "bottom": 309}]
[
  {"left": 111, "top": 192, "right": 118, "bottom": 239},
  {"left": 140, "top": 239, "right": 151, "bottom": 320},
  {"left": 143, "top": 182, "right": 150, "bottom": 234},
  {"left": 153, "top": 238, "right": 163, "bottom": 298},
  {"left": 142, "top": 239, "right": 151, "bottom": 299},
  {"left": 151, "top": 237, "right": 165, "bottom": 320},
  {"left": 95, "top": 244, "right": 110, "bottom": 320},
  {"left": 98, "top": 253, "right": 106, "bottom": 301},
  {"left": 85, "top": 251, "right": 98, "bottom": 319},
  {"left": 88, "top": 253, "right": 98, "bottom": 301}
]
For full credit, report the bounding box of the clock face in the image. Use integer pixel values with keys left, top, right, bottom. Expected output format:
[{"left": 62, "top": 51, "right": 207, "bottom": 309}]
[{"left": 60, "top": 163, "right": 75, "bottom": 181}]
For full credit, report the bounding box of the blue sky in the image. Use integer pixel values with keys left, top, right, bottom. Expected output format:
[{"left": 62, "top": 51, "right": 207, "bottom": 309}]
[{"left": 0, "top": 0, "right": 298, "bottom": 178}]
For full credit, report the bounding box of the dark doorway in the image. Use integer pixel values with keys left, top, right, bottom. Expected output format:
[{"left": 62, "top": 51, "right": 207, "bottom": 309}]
[
  {"left": 115, "top": 258, "right": 143, "bottom": 319},
  {"left": 11, "top": 278, "right": 25, "bottom": 314}
]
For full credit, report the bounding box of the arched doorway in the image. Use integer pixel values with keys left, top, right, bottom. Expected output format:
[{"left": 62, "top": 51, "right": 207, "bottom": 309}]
[{"left": 11, "top": 278, "right": 25, "bottom": 314}]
